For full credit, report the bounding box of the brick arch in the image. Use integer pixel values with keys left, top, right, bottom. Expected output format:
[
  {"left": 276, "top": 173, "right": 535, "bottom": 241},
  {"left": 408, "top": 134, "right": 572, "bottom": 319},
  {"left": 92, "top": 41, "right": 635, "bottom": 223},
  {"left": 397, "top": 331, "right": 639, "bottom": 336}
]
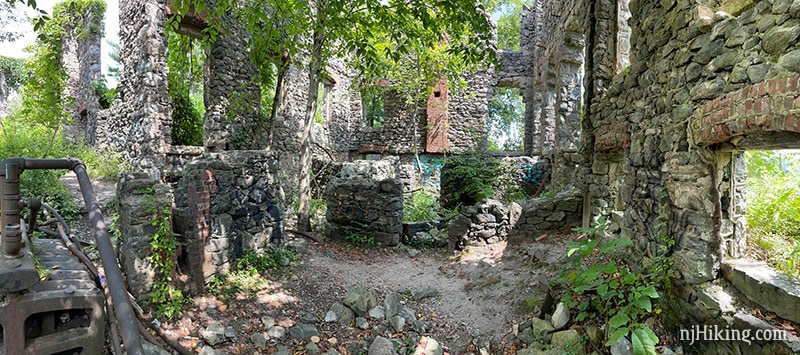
[{"left": 691, "top": 75, "right": 800, "bottom": 147}]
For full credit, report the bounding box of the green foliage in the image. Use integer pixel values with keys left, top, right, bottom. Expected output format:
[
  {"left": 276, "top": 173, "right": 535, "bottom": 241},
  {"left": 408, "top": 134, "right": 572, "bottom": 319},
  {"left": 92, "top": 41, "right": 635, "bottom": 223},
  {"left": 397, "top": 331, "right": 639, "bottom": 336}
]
[
  {"left": 361, "top": 86, "right": 385, "bottom": 127},
  {"left": 0, "top": 112, "right": 125, "bottom": 219},
  {"left": 487, "top": 87, "right": 525, "bottom": 152},
  {"left": 238, "top": 247, "right": 299, "bottom": 273},
  {"left": 167, "top": 32, "right": 205, "bottom": 146},
  {"left": 484, "top": 0, "right": 531, "bottom": 51},
  {"left": 403, "top": 188, "right": 441, "bottom": 222},
  {"left": 145, "top": 196, "right": 184, "bottom": 319},
  {"left": 19, "top": 0, "right": 106, "bottom": 130},
  {"left": 556, "top": 218, "right": 664, "bottom": 354},
  {"left": 745, "top": 151, "right": 800, "bottom": 276},
  {"left": 442, "top": 152, "right": 501, "bottom": 207},
  {"left": 208, "top": 247, "right": 299, "bottom": 299},
  {"left": 0, "top": 55, "right": 28, "bottom": 89},
  {"left": 344, "top": 229, "right": 377, "bottom": 247},
  {"left": 91, "top": 79, "right": 117, "bottom": 109},
  {"left": 441, "top": 152, "right": 527, "bottom": 207}
]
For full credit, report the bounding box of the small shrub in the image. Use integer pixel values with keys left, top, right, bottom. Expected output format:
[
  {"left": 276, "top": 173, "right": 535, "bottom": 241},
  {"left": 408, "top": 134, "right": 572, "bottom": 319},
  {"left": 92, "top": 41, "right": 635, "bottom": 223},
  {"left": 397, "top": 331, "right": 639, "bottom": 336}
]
[
  {"left": 555, "top": 217, "right": 666, "bottom": 354},
  {"left": 208, "top": 247, "right": 299, "bottom": 299},
  {"left": 745, "top": 151, "right": 800, "bottom": 276},
  {"left": 403, "top": 188, "right": 440, "bottom": 222},
  {"left": 441, "top": 152, "right": 503, "bottom": 208},
  {"left": 344, "top": 229, "right": 376, "bottom": 247}
]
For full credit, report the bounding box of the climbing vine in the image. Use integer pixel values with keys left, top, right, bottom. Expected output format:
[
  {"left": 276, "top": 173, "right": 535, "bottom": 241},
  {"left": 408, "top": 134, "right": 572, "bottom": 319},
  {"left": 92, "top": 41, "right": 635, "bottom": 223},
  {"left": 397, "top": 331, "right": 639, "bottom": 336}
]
[
  {"left": 144, "top": 195, "right": 184, "bottom": 319},
  {"left": 19, "top": 0, "right": 106, "bottom": 130}
]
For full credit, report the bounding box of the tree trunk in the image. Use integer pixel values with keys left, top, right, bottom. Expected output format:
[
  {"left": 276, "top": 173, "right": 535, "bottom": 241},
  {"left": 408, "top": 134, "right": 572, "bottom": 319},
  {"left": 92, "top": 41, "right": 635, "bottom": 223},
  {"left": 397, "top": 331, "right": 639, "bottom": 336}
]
[
  {"left": 296, "top": 31, "right": 324, "bottom": 232},
  {"left": 267, "top": 54, "right": 289, "bottom": 148}
]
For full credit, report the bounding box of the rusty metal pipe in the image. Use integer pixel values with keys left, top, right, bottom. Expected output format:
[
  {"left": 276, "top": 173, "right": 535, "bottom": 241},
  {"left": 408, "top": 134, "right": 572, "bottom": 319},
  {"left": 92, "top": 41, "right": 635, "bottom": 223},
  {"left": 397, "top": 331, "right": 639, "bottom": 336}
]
[
  {"left": 0, "top": 157, "right": 144, "bottom": 355},
  {"left": 1, "top": 158, "right": 23, "bottom": 255},
  {"left": 21, "top": 198, "right": 42, "bottom": 237}
]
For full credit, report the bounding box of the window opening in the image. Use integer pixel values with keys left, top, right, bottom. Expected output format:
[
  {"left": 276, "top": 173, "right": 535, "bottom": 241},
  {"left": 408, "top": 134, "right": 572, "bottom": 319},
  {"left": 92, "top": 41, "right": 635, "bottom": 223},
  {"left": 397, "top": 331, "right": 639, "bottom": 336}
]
[
  {"left": 616, "top": 0, "right": 631, "bottom": 73},
  {"left": 743, "top": 149, "right": 800, "bottom": 277},
  {"left": 362, "top": 87, "right": 385, "bottom": 127},
  {"left": 167, "top": 31, "right": 206, "bottom": 146},
  {"left": 314, "top": 77, "right": 333, "bottom": 124},
  {"left": 487, "top": 87, "right": 525, "bottom": 152}
]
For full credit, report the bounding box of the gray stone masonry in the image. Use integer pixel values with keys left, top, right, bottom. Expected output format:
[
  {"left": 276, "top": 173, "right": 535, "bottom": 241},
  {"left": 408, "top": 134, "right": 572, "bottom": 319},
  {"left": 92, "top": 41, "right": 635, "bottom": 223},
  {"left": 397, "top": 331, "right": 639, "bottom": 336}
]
[
  {"left": 173, "top": 151, "right": 284, "bottom": 293},
  {"left": 116, "top": 172, "right": 173, "bottom": 307},
  {"left": 325, "top": 160, "right": 403, "bottom": 246}
]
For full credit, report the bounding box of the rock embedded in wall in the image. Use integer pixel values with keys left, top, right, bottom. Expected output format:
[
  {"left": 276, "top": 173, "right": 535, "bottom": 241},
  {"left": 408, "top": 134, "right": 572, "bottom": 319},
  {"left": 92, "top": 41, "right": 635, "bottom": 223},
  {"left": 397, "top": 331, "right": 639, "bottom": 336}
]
[
  {"left": 325, "top": 160, "right": 403, "bottom": 246},
  {"left": 173, "top": 151, "right": 284, "bottom": 292}
]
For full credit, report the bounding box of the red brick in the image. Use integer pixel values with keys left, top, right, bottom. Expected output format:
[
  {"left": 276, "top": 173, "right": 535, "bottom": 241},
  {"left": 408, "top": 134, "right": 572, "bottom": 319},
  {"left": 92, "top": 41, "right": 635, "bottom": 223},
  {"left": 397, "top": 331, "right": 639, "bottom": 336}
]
[
  {"left": 787, "top": 114, "right": 799, "bottom": 131},
  {"left": 754, "top": 99, "right": 762, "bottom": 113},
  {"left": 789, "top": 76, "right": 799, "bottom": 92},
  {"left": 779, "top": 77, "right": 788, "bottom": 92},
  {"left": 759, "top": 82, "right": 768, "bottom": 96},
  {"left": 742, "top": 86, "right": 751, "bottom": 99},
  {"left": 745, "top": 99, "right": 754, "bottom": 113},
  {"left": 794, "top": 96, "right": 800, "bottom": 109}
]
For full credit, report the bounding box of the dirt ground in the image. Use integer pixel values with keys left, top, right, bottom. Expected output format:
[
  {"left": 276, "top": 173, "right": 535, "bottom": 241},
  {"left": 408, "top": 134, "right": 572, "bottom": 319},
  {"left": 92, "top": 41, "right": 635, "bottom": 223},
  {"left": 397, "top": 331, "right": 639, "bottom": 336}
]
[
  {"left": 59, "top": 173, "right": 575, "bottom": 353},
  {"left": 161, "top": 232, "right": 575, "bottom": 354}
]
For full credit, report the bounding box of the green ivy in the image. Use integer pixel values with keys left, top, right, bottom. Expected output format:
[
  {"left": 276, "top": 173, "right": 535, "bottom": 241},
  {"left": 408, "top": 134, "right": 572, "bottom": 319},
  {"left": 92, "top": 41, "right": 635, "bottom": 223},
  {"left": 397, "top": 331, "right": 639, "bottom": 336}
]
[
  {"left": 0, "top": 55, "right": 29, "bottom": 90},
  {"left": 145, "top": 195, "right": 184, "bottom": 319},
  {"left": 20, "top": 0, "right": 106, "bottom": 130}
]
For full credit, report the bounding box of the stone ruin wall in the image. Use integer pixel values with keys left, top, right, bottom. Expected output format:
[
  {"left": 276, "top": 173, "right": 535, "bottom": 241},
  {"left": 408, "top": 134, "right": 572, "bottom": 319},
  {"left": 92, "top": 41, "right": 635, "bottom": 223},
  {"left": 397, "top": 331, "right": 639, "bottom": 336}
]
[
  {"left": 204, "top": 16, "right": 265, "bottom": 151},
  {"left": 324, "top": 160, "right": 404, "bottom": 247},
  {"left": 60, "top": 4, "right": 104, "bottom": 146},
  {"left": 105, "top": 0, "right": 172, "bottom": 176},
  {"left": 579, "top": 0, "right": 800, "bottom": 353}
]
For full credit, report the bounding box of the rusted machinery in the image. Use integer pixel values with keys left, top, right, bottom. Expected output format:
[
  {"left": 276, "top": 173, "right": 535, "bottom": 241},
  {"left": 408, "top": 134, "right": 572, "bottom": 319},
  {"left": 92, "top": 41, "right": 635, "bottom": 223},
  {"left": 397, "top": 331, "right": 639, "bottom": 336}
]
[{"left": 0, "top": 158, "right": 144, "bottom": 355}]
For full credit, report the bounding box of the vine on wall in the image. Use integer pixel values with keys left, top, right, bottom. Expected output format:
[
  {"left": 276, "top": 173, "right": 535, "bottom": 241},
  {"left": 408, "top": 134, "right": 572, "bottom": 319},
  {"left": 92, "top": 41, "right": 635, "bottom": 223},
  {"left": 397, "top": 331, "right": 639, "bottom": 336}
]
[{"left": 19, "top": 0, "right": 106, "bottom": 130}]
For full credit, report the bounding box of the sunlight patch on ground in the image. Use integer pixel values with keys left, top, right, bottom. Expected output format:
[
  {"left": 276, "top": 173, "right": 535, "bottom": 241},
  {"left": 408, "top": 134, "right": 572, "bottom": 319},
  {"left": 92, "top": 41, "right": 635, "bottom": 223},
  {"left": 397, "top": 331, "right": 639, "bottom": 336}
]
[{"left": 454, "top": 241, "right": 508, "bottom": 267}]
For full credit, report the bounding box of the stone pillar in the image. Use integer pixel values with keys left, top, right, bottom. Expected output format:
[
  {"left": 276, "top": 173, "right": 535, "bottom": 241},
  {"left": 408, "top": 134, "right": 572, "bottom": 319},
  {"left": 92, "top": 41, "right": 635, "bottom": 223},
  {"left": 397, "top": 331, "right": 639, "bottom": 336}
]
[
  {"left": 173, "top": 151, "right": 284, "bottom": 293},
  {"left": 110, "top": 0, "right": 172, "bottom": 177},
  {"left": 204, "top": 16, "right": 264, "bottom": 150},
  {"left": 61, "top": 1, "right": 104, "bottom": 144},
  {"left": 117, "top": 172, "right": 174, "bottom": 307}
]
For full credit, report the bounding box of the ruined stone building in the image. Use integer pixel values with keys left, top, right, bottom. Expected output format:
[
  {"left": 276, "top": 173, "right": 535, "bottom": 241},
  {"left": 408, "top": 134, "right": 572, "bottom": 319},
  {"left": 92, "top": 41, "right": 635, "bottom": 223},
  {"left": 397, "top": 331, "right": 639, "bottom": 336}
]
[{"left": 54, "top": 0, "right": 800, "bottom": 352}]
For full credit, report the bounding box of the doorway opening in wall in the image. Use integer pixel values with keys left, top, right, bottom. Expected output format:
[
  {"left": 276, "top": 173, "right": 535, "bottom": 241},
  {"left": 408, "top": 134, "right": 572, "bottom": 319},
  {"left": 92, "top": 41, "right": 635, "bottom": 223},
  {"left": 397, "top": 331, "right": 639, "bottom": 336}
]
[
  {"left": 167, "top": 32, "right": 206, "bottom": 147},
  {"left": 487, "top": 0, "right": 531, "bottom": 51},
  {"left": 616, "top": 0, "right": 631, "bottom": 73},
  {"left": 361, "top": 86, "right": 385, "bottom": 128},
  {"left": 487, "top": 87, "right": 525, "bottom": 152},
  {"left": 314, "top": 78, "right": 333, "bottom": 124},
  {"left": 744, "top": 149, "right": 800, "bottom": 277}
]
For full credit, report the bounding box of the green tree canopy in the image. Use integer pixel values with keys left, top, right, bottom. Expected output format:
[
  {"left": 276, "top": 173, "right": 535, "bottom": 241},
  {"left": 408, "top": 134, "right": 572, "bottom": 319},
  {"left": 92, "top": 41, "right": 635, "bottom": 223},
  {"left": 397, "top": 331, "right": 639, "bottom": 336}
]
[{"left": 169, "top": 0, "right": 497, "bottom": 231}]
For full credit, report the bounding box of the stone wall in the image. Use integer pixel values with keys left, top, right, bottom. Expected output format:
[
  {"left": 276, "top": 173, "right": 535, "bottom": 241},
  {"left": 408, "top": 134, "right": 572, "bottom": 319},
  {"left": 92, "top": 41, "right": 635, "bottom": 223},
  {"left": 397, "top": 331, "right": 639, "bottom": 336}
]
[
  {"left": 447, "top": 199, "right": 522, "bottom": 251},
  {"left": 61, "top": 2, "right": 104, "bottom": 145},
  {"left": 325, "top": 160, "right": 403, "bottom": 246},
  {"left": 204, "top": 16, "right": 265, "bottom": 151},
  {"left": 106, "top": 0, "right": 172, "bottom": 176},
  {"left": 173, "top": 151, "right": 284, "bottom": 293},
  {"left": 116, "top": 172, "right": 174, "bottom": 306},
  {"left": 507, "top": 188, "right": 583, "bottom": 239},
  {"left": 580, "top": 0, "right": 800, "bottom": 352}
]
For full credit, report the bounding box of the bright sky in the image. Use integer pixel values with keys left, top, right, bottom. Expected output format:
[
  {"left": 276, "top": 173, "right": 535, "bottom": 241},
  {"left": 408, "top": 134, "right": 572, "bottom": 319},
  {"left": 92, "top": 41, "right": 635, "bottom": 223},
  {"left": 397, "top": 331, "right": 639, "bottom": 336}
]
[{"left": 1, "top": 0, "right": 120, "bottom": 85}]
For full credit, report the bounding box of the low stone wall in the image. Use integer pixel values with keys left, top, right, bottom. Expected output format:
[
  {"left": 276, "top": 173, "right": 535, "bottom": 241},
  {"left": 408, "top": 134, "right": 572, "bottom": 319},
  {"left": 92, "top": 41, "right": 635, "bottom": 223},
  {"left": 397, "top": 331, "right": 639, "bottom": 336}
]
[
  {"left": 164, "top": 145, "right": 205, "bottom": 182},
  {"left": 508, "top": 187, "right": 583, "bottom": 239},
  {"left": 116, "top": 172, "right": 173, "bottom": 306},
  {"left": 447, "top": 199, "right": 522, "bottom": 251},
  {"left": 173, "top": 151, "right": 284, "bottom": 293},
  {"left": 325, "top": 160, "right": 403, "bottom": 246}
]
